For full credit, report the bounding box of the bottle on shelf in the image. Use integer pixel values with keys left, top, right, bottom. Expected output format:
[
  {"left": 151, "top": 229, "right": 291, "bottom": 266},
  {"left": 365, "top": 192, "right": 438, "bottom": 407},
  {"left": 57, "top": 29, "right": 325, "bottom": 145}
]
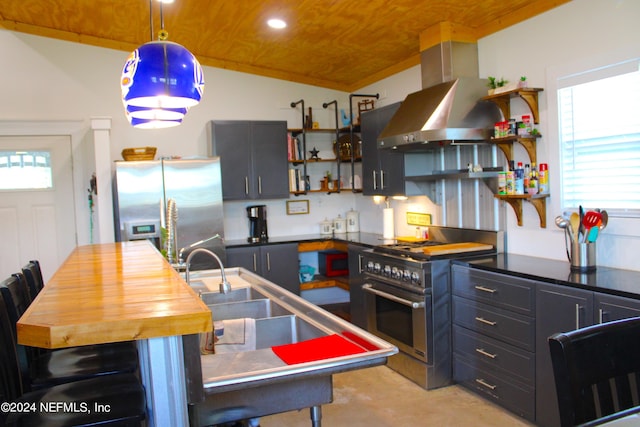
[
  {"left": 506, "top": 160, "right": 515, "bottom": 195},
  {"left": 539, "top": 163, "right": 549, "bottom": 193},
  {"left": 528, "top": 162, "right": 539, "bottom": 195},
  {"left": 515, "top": 162, "right": 525, "bottom": 195}
]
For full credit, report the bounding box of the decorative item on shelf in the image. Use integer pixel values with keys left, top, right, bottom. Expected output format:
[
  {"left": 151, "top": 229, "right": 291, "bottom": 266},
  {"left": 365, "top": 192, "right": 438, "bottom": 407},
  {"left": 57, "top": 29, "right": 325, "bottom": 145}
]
[
  {"left": 357, "top": 99, "right": 375, "bottom": 125},
  {"left": 333, "top": 133, "right": 362, "bottom": 161},
  {"left": 340, "top": 109, "right": 350, "bottom": 127},
  {"left": 486, "top": 76, "right": 507, "bottom": 95},
  {"left": 305, "top": 107, "right": 313, "bottom": 129},
  {"left": 320, "top": 177, "right": 329, "bottom": 191},
  {"left": 309, "top": 147, "right": 320, "bottom": 160},
  {"left": 120, "top": 0, "right": 204, "bottom": 129},
  {"left": 518, "top": 76, "right": 528, "bottom": 88}
]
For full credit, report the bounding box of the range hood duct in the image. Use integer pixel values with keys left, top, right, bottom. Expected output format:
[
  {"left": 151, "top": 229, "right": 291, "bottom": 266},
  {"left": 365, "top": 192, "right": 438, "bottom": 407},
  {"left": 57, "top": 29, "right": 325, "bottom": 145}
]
[{"left": 378, "top": 41, "right": 502, "bottom": 150}]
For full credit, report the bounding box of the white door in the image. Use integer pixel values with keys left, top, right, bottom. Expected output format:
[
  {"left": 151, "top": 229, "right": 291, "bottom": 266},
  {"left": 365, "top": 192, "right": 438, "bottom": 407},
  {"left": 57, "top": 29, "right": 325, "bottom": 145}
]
[{"left": 0, "top": 136, "right": 77, "bottom": 283}]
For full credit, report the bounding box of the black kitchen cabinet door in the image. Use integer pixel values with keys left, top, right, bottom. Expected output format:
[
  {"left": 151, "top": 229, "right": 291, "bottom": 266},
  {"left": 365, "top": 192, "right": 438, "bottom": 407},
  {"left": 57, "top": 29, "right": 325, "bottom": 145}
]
[
  {"left": 347, "top": 244, "right": 368, "bottom": 329},
  {"left": 260, "top": 243, "right": 300, "bottom": 295},
  {"left": 226, "top": 244, "right": 299, "bottom": 295},
  {"left": 361, "top": 102, "right": 404, "bottom": 196},
  {"left": 210, "top": 120, "right": 288, "bottom": 200},
  {"left": 226, "top": 246, "right": 260, "bottom": 273},
  {"left": 251, "top": 121, "right": 289, "bottom": 200},
  {"left": 594, "top": 293, "right": 640, "bottom": 323},
  {"left": 535, "top": 283, "right": 594, "bottom": 427}
]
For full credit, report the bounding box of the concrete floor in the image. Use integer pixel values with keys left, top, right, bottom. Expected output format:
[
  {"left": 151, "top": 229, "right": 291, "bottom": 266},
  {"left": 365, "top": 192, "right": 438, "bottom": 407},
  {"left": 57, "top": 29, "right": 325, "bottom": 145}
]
[{"left": 260, "top": 365, "right": 535, "bottom": 427}]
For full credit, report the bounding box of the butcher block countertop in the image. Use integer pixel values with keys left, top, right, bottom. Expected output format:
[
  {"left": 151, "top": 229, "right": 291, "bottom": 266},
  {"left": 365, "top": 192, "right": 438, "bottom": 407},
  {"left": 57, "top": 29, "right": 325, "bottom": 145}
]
[{"left": 17, "top": 241, "right": 213, "bottom": 349}]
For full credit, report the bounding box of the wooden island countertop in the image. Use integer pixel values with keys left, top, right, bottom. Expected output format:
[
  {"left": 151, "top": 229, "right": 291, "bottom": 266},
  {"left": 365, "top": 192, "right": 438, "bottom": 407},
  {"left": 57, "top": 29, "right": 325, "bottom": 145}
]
[{"left": 17, "top": 240, "right": 213, "bottom": 349}]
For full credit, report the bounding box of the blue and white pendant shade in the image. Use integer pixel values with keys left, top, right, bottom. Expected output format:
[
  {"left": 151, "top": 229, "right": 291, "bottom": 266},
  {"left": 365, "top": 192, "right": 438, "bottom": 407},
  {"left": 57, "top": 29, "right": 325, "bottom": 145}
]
[
  {"left": 129, "top": 117, "right": 183, "bottom": 129},
  {"left": 126, "top": 104, "right": 187, "bottom": 120},
  {"left": 121, "top": 40, "right": 205, "bottom": 112},
  {"left": 123, "top": 102, "right": 185, "bottom": 129}
]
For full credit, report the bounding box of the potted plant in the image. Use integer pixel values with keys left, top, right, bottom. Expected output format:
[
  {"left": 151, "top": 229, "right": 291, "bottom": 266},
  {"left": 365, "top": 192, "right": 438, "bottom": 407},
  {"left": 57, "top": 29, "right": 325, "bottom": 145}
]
[
  {"left": 518, "top": 76, "right": 528, "bottom": 88},
  {"left": 487, "top": 76, "right": 508, "bottom": 95}
]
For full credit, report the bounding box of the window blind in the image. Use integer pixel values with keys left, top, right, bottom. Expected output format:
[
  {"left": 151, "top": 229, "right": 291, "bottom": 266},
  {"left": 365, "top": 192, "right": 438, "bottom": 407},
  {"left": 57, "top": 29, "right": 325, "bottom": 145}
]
[{"left": 559, "top": 63, "right": 640, "bottom": 215}]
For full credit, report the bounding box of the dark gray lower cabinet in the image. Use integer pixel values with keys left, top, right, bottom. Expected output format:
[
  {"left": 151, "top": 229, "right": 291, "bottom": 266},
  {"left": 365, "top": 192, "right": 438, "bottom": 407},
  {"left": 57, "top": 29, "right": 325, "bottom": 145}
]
[
  {"left": 451, "top": 265, "right": 536, "bottom": 422},
  {"left": 595, "top": 292, "right": 640, "bottom": 322},
  {"left": 453, "top": 265, "right": 640, "bottom": 426},
  {"left": 535, "top": 283, "right": 593, "bottom": 427},
  {"left": 226, "top": 244, "right": 299, "bottom": 295},
  {"left": 347, "top": 244, "right": 368, "bottom": 329}
]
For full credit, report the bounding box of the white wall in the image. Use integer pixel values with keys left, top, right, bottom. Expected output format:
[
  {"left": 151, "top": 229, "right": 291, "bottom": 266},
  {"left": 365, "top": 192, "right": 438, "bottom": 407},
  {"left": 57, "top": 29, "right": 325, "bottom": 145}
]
[
  {"left": 356, "top": 0, "right": 640, "bottom": 271},
  {"left": 477, "top": 0, "right": 640, "bottom": 270}
]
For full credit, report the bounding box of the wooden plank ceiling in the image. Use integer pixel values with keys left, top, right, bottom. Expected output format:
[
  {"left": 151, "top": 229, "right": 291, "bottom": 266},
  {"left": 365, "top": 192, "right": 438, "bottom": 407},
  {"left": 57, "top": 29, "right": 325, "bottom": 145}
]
[{"left": 0, "top": 0, "right": 570, "bottom": 92}]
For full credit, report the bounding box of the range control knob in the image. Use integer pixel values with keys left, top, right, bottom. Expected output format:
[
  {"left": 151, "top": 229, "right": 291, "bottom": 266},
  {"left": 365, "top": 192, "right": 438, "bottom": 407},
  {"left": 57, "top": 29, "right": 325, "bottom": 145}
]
[
  {"left": 366, "top": 261, "right": 374, "bottom": 272},
  {"left": 411, "top": 272, "right": 421, "bottom": 284},
  {"left": 383, "top": 265, "right": 392, "bottom": 277},
  {"left": 403, "top": 270, "right": 412, "bottom": 281},
  {"left": 391, "top": 266, "right": 402, "bottom": 280},
  {"left": 373, "top": 262, "right": 381, "bottom": 274}
]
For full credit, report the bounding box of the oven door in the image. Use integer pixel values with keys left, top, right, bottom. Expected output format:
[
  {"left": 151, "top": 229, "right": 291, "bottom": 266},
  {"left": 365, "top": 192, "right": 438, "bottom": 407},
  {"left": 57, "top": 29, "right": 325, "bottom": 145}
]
[{"left": 363, "top": 280, "right": 429, "bottom": 363}]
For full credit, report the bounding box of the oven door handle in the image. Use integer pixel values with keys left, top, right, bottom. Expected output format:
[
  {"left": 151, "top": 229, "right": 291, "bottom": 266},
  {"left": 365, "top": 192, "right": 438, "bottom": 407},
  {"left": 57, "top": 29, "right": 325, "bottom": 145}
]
[{"left": 362, "top": 284, "right": 425, "bottom": 309}]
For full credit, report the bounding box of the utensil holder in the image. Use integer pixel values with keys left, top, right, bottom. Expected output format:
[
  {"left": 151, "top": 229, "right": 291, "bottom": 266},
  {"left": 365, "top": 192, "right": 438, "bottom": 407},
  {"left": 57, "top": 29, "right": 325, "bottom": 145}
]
[{"left": 570, "top": 242, "right": 596, "bottom": 271}]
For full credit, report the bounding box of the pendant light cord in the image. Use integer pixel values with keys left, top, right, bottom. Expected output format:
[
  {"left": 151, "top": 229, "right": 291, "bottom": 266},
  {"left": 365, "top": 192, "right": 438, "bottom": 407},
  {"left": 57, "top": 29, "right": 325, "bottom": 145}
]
[{"left": 149, "top": 0, "right": 154, "bottom": 41}]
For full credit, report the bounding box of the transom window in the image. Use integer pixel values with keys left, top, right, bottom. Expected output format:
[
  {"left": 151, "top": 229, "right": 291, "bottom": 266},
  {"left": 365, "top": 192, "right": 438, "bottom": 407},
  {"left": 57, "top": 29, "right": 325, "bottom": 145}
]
[{"left": 0, "top": 150, "right": 53, "bottom": 190}]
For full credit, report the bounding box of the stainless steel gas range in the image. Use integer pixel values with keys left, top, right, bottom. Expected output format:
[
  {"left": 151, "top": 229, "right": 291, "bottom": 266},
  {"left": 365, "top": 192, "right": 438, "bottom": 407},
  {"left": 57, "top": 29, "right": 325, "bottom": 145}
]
[{"left": 361, "top": 226, "right": 503, "bottom": 390}]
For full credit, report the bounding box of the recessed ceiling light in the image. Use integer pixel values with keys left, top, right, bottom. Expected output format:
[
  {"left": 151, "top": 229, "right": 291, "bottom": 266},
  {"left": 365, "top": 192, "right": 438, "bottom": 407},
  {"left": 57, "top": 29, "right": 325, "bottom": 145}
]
[{"left": 267, "top": 19, "right": 287, "bottom": 29}]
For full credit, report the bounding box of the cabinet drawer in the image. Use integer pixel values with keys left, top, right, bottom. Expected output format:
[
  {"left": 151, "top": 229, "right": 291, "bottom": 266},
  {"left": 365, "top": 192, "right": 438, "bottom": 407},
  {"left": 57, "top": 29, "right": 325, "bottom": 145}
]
[
  {"left": 453, "top": 325, "right": 534, "bottom": 384},
  {"left": 453, "top": 296, "right": 535, "bottom": 351},
  {"left": 454, "top": 357, "right": 535, "bottom": 422},
  {"left": 452, "top": 265, "right": 535, "bottom": 315}
]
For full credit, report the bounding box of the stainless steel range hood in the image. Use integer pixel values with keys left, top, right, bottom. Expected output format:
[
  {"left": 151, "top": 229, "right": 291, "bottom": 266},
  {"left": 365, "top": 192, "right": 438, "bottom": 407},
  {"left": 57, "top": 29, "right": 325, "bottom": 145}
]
[{"left": 378, "top": 42, "right": 502, "bottom": 150}]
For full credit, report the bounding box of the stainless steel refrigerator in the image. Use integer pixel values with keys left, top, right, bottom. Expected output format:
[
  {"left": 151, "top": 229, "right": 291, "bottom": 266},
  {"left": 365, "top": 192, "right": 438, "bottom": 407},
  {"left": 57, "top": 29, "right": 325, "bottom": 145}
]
[{"left": 113, "top": 158, "right": 226, "bottom": 270}]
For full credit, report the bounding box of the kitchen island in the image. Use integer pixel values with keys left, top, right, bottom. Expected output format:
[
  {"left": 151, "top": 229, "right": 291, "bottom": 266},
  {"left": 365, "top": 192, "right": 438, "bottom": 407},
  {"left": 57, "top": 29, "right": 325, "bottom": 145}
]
[{"left": 17, "top": 240, "right": 213, "bottom": 427}]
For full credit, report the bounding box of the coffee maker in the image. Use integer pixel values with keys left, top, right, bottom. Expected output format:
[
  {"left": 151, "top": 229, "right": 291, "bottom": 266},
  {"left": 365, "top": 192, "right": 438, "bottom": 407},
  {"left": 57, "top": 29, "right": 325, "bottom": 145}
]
[{"left": 247, "top": 205, "right": 268, "bottom": 243}]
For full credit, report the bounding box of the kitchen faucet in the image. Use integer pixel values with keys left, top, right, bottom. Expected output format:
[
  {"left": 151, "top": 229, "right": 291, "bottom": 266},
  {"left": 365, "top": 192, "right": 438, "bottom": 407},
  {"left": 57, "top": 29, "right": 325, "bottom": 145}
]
[
  {"left": 184, "top": 248, "right": 231, "bottom": 294},
  {"left": 178, "top": 234, "right": 222, "bottom": 265}
]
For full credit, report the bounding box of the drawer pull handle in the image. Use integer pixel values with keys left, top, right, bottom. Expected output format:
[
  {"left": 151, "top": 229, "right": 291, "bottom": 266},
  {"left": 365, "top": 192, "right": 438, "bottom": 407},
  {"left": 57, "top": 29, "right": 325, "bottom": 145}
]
[
  {"left": 475, "top": 317, "right": 497, "bottom": 326},
  {"left": 474, "top": 285, "right": 497, "bottom": 294},
  {"left": 475, "top": 378, "right": 497, "bottom": 390},
  {"left": 475, "top": 348, "right": 497, "bottom": 359}
]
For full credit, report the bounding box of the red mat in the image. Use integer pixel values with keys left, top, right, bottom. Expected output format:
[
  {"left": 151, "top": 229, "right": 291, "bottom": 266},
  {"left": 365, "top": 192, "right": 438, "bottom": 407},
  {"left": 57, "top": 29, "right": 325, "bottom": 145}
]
[{"left": 272, "top": 334, "right": 367, "bottom": 365}]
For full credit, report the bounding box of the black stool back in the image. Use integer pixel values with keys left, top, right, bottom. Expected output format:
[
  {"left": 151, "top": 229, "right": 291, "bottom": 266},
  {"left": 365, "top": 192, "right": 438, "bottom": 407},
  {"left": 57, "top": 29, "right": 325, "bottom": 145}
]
[{"left": 22, "top": 261, "right": 44, "bottom": 300}]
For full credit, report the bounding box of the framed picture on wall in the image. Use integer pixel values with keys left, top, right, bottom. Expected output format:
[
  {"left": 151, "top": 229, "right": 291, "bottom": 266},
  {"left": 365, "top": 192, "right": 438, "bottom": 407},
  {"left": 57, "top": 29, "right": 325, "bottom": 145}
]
[{"left": 286, "top": 200, "right": 309, "bottom": 215}]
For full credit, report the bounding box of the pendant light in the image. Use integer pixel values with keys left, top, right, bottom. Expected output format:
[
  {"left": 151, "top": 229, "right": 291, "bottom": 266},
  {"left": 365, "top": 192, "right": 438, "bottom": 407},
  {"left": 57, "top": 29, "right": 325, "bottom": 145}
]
[{"left": 121, "top": 0, "right": 204, "bottom": 128}]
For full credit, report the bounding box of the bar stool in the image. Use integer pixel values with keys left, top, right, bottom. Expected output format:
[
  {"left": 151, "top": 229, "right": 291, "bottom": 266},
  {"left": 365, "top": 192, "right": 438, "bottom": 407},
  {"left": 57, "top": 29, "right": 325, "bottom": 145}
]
[
  {"left": 21, "top": 260, "right": 44, "bottom": 301},
  {"left": 0, "top": 294, "right": 146, "bottom": 427},
  {"left": 0, "top": 274, "right": 139, "bottom": 392}
]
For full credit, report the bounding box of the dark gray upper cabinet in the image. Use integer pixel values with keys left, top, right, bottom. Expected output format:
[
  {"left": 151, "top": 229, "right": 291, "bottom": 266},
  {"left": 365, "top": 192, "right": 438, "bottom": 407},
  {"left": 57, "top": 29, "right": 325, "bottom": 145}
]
[
  {"left": 209, "top": 120, "right": 289, "bottom": 200},
  {"left": 361, "top": 102, "right": 405, "bottom": 196}
]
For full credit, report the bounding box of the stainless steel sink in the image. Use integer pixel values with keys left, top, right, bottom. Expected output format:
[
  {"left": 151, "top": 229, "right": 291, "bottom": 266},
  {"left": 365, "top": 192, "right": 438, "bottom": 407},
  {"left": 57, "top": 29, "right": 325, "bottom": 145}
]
[
  {"left": 199, "top": 287, "right": 260, "bottom": 305},
  {"left": 207, "top": 298, "right": 273, "bottom": 320},
  {"left": 183, "top": 266, "right": 398, "bottom": 427}
]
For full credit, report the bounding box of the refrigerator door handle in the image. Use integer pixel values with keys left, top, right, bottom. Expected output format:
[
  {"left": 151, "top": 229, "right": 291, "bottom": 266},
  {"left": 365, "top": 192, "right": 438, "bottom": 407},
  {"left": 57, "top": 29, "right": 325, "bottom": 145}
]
[
  {"left": 258, "top": 176, "right": 262, "bottom": 195},
  {"left": 252, "top": 253, "right": 257, "bottom": 272},
  {"left": 245, "top": 177, "right": 249, "bottom": 195}
]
